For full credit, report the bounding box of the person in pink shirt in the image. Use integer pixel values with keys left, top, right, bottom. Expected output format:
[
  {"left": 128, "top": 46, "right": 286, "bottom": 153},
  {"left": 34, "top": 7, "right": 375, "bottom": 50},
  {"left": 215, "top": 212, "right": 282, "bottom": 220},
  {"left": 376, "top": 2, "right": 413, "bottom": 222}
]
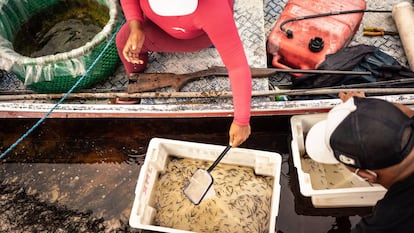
[{"left": 116, "top": 0, "right": 252, "bottom": 147}]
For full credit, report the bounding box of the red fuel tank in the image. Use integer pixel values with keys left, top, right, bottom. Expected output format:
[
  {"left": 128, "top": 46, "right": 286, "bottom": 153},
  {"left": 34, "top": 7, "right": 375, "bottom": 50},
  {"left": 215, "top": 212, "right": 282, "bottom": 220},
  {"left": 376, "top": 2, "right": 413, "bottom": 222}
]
[{"left": 267, "top": 0, "right": 366, "bottom": 73}]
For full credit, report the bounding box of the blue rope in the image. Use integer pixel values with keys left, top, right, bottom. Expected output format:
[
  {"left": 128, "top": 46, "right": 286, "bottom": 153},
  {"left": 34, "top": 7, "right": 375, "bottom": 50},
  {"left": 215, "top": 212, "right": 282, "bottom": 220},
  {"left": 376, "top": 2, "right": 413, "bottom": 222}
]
[{"left": 0, "top": 20, "right": 125, "bottom": 160}]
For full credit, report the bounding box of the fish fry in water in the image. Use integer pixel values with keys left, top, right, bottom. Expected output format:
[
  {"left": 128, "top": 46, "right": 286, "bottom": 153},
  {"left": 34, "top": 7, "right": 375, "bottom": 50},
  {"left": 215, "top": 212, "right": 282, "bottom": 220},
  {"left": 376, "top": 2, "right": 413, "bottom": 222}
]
[{"left": 153, "top": 157, "right": 273, "bottom": 233}]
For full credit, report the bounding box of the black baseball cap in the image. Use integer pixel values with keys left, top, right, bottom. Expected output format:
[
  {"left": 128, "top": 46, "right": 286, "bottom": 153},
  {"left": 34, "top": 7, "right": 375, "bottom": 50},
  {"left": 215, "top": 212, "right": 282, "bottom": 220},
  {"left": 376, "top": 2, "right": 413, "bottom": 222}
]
[{"left": 305, "top": 97, "right": 414, "bottom": 170}]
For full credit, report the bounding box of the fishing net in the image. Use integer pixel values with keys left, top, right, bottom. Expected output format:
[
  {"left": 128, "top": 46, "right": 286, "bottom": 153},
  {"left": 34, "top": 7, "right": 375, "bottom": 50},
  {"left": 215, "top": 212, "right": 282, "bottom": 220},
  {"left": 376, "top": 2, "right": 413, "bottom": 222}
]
[{"left": 0, "top": 0, "right": 123, "bottom": 93}]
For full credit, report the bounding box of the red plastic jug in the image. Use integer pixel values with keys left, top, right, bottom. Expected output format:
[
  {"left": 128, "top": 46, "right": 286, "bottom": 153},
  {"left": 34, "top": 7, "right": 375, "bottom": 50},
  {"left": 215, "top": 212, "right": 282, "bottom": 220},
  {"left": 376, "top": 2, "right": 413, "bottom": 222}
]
[{"left": 267, "top": 0, "right": 366, "bottom": 73}]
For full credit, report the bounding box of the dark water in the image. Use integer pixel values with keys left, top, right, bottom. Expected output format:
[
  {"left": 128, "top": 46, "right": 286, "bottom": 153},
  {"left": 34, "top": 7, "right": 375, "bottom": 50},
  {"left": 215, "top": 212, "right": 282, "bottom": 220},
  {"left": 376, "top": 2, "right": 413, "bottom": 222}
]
[
  {"left": 13, "top": 0, "right": 109, "bottom": 57},
  {"left": 0, "top": 116, "right": 372, "bottom": 232}
]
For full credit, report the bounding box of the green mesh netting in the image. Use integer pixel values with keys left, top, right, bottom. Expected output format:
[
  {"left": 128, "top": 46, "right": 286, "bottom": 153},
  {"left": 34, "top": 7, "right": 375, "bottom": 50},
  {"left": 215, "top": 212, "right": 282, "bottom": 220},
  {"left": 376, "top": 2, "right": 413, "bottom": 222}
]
[{"left": 0, "top": 0, "right": 123, "bottom": 93}]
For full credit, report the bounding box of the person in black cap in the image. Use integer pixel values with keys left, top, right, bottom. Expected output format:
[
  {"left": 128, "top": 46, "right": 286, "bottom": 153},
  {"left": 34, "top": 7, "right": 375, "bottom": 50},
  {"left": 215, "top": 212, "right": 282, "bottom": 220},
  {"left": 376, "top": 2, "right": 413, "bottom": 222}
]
[{"left": 305, "top": 91, "right": 414, "bottom": 233}]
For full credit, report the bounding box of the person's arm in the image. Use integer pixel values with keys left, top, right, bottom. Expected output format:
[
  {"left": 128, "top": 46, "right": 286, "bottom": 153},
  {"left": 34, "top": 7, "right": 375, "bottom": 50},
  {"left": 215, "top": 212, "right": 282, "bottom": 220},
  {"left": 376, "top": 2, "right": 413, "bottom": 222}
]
[
  {"left": 119, "top": 0, "right": 146, "bottom": 64},
  {"left": 395, "top": 103, "right": 414, "bottom": 118},
  {"left": 339, "top": 91, "right": 414, "bottom": 117},
  {"left": 338, "top": 91, "right": 365, "bottom": 102},
  {"left": 196, "top": 0, "right": 252, "bottom": 146},
  {"left": 120, "top": 0, "right": 144, "bottom": 22},
  {"left": 122, "top": 20, "right": 146, "bottom": 64}
]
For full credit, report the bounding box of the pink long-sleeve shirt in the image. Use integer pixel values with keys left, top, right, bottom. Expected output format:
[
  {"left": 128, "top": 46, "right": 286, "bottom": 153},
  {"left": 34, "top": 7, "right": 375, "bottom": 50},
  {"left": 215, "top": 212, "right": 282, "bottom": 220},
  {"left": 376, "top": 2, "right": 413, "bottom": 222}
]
[{"left": 120, "top": 0, "right": 252, "bottom": 126}]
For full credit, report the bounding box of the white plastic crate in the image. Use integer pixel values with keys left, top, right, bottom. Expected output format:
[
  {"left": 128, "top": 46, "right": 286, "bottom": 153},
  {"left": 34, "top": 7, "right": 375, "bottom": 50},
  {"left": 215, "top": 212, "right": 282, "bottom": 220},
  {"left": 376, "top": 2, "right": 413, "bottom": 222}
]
[
  {"left": 129, "top": 137, "right": 282, "bottom": 233},
  {"left": 290, "top": 114, "right": 387, "bottom": 208}
]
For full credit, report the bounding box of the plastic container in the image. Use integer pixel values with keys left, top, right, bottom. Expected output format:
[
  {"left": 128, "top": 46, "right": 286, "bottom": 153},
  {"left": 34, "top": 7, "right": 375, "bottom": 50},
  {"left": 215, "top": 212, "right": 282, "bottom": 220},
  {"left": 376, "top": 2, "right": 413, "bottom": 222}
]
[
  {"left": 267, "top": 0, "right": 365, "bottom": 73},
  {"left": 290, "top": 114, "right": 386, "bottom": 208},
  {"left": 0, "top": 0, "right": 122, "bottom": 93},
  {"left": 129, "top": 138, "right": 281, "bottom": 233}
]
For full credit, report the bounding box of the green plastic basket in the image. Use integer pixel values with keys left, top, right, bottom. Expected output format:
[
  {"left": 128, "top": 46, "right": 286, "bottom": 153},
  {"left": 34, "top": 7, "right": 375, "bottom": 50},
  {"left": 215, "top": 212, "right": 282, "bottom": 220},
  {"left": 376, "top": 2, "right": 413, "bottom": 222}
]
[{"left": 0, "top": 0, "right": 123, "bottom": 93}]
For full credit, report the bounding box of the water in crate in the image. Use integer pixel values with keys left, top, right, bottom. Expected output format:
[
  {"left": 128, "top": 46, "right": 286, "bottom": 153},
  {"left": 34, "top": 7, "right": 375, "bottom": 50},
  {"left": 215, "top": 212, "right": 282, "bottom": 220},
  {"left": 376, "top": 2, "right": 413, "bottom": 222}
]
[
  {"left": 152, "top": 156, "right": 273, "bottom": 233},
  {"left": 301, "top": 155, "right": 373, "bottom": 190}
]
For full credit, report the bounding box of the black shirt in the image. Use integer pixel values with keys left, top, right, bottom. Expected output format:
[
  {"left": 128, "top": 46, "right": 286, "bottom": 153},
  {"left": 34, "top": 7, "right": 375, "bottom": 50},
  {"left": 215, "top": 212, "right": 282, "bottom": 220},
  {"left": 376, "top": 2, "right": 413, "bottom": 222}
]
[{"left": 352, "top": 173, "right": 414, "bottom": 233}]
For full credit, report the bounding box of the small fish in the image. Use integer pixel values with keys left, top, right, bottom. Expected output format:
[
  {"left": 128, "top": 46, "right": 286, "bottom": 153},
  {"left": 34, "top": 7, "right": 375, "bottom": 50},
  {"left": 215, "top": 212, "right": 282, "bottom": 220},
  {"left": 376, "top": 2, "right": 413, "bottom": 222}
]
[{"left": 152, "top": 157, "right": 273, "bottom": 232}]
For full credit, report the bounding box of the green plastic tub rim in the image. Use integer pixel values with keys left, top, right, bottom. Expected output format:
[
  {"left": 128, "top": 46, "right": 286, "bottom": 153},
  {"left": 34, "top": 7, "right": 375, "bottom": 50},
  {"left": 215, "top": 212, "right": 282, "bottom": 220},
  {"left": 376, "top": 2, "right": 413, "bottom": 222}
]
[{"left": 0, "top": 0, "right": 123, "bottom": 93}]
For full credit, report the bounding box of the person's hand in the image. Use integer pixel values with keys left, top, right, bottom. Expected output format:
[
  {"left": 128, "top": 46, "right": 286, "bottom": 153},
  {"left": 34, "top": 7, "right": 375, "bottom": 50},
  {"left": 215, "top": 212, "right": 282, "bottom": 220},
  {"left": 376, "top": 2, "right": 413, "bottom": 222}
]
[
  {"left": 338, "top": 91, "right": 365, "bottom": 102},
  {"left": 123, "top": 20, "right": 145, "bottom": 64},
  {"left": 229, "top": 122, "right": 251, "bottom": 147}
]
